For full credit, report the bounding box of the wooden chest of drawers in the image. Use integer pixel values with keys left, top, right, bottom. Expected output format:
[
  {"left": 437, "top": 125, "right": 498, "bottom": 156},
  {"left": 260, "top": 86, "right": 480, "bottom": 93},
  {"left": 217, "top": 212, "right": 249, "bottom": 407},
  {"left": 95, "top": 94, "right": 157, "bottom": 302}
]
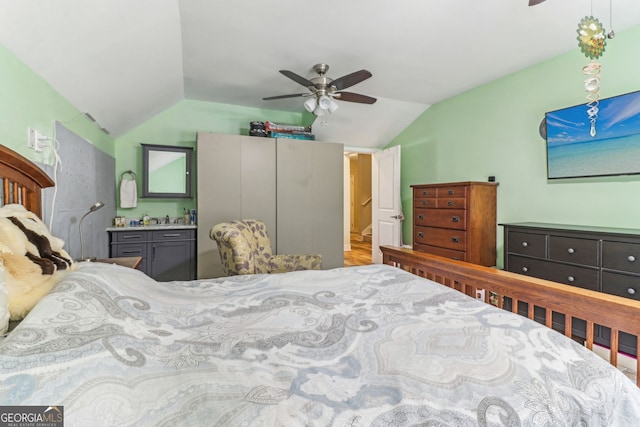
[
  {"left": 412, "top": 181, "right": 498, "bottom": 266},
  {"left": 502, "top": 222, "right": 640, "bottom": 355}
]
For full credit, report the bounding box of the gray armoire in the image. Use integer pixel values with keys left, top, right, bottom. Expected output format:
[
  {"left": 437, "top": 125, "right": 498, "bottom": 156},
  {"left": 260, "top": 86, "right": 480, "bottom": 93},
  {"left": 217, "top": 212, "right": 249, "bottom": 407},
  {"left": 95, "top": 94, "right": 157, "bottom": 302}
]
[{"left": 196, "top": 132, "right": 344, "bottom": 278}]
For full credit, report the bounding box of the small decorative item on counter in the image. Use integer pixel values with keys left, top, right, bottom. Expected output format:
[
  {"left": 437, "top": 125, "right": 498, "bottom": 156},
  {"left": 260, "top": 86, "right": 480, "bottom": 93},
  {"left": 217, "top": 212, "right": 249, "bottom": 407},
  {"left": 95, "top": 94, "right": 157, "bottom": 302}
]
[
  {"left": 142, "top": 214, "right": 150, "bottom": 226},
  {"left": 190, "top": 209, "right": 196, "bottom": 225},
  {"left": 113, "top": 216, "right": 127, "bottom": 227},
  {"left": 183, "top": 208, "right": 190, "bottom": 224}
]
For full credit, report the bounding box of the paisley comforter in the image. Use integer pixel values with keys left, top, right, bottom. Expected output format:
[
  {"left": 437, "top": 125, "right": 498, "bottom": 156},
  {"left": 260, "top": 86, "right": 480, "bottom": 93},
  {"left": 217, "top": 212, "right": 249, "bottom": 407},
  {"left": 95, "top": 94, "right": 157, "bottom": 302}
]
[{"left": 0, "top": 262, "right": 639, "bottom": 426}]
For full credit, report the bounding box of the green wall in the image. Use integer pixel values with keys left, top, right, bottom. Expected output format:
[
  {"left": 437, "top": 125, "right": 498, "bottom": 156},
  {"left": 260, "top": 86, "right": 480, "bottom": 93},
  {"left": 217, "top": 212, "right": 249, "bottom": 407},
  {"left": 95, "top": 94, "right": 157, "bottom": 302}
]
[
  {"left": 114, "top": 99, "right": 304, "bottom": 218},
  {"left": 388, "top": 25, "right": 640, "bottom": 267},
  {"left": 0, "top": 44, "right": 114, "bottom": 162}
]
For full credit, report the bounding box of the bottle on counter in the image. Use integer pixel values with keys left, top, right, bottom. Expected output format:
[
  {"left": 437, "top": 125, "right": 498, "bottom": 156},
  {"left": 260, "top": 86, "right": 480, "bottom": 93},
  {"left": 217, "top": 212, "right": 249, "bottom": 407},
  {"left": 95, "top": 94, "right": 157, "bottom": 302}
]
[
  {"left": 190, "top": 209, "right": 196, "bottom": 225},
  {"left": 183, "top": 208, "right": 190, "bottom": 224},
  {"left": 143, "top": 214, "right": 150, "bottom": 226}
]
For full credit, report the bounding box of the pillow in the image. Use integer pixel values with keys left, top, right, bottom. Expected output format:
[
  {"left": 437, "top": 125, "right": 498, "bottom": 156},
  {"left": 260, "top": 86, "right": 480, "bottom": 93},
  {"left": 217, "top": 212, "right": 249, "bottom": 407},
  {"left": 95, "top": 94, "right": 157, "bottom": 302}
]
[
  {"left": 0, "top": 254, "right": 8, "bottom": 334},
  {"left": 0, "top": 204, "right": 74, "bottom": 320}
]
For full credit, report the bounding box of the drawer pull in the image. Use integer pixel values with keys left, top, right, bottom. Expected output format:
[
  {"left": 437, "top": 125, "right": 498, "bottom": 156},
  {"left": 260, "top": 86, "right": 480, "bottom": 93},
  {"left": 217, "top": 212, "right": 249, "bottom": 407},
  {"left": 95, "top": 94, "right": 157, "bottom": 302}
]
[
  {"left": 422, "top": 191, "right": 429, "bottom": 196},
  {"left": 628, "top": 288, "right": 636, "bottom": 295},
  {"left": 451, "top": 216, "right": 460, "bottom": 223},
  {"left": 451, "top": 237, "right": 459, "bottom": 243},
  {"left": 447, "top": 200, "right": 454, "bottom": 206},
  {"left": 521, "top": 266, "right": 528, "bottom": 273},
  {"left": 452, "top": 257, "right": 460, "bottom": 261},
  {"left": 418, "top": 214, "right": 424, "bottom": 220},
  {"left": 448, "top": 190, "right": 454, "bottom": 195},
  {"left": 567, "top": 248, "right": 575, "bottom": 254},
  {"left": 163, "top": 233, "right": 182, "bottom": 237},
  {"left": 521, "top": 242, "right": 529, "bottom": 247},
  {"left": 122, "top": 235, "right": 142, "bottom": 240},
  {"left": 421, "top": 201, "right": 429, "bottom": 206},
  {"left": 567, "top": 276, "right": 575, "bottom": 282},
  {"left": 417, "top": 232, "right": 424, "bottom": 238},
  {"left": 628, "top": 255, "right": 636, "bottom": 262},
  {"left": 122, "top": 249, "right": 142, "bottom": 254}
]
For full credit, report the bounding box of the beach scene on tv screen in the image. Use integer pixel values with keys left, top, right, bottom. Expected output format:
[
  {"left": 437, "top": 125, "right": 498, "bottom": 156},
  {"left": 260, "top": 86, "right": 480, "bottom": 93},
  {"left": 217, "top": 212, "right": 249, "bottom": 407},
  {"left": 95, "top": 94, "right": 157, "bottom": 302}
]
[{"left": 546, "top": 90, "right": 640, "bottom": 179}]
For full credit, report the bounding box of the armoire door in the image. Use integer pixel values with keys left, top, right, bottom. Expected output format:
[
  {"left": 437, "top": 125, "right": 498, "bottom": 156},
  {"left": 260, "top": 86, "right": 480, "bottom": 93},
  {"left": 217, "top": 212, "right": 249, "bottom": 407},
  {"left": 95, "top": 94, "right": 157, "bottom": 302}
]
[
  {"left": 276, "top": 138, "right": 344, "bottom": 269},
  {"left": 196, "top": 133, "right": 276, "bottom": 278}
]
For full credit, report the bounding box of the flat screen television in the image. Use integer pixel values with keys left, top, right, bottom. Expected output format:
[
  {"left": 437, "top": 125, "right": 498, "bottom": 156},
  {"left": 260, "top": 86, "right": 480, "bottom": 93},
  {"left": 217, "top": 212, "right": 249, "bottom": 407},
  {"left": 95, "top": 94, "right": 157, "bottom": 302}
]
[{"left": 545, "top": 89, "right": 640, "bottom": 179}]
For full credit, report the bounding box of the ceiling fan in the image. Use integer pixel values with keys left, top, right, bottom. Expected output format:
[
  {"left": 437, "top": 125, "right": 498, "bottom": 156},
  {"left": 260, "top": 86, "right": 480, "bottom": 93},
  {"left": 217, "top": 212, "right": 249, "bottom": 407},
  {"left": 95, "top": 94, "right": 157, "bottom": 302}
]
[{"left": 262, "top": 63, "right": 376, "bottom": 116}]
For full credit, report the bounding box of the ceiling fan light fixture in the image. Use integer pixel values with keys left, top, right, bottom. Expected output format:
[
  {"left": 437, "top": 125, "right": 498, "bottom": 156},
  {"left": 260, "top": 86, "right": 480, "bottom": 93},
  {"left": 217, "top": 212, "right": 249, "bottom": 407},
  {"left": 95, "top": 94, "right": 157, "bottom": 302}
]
[
  {"left": 318, "top": 95, "right": 332, "bottom": 110},
  {"left": 304, "top": 97, "right": 317, "bottom": 113},
  {"left": 327, "top": 97, "right": 339, "bottom": 113}
]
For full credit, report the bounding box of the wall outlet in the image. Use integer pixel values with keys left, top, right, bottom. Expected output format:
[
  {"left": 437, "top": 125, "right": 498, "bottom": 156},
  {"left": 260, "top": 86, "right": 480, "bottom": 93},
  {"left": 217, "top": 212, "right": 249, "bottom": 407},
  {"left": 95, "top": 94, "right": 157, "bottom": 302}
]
[
  {"left": 28, "top": 128, "right": 43, "bottom": 151},
  {"left": 475, "top": 289, "right": 486, "bottom": 301}
]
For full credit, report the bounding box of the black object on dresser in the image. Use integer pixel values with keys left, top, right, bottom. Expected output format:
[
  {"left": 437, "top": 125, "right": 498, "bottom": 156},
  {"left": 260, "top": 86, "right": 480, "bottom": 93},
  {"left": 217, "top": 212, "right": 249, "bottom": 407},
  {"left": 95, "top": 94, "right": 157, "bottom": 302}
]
[
  {"left": 109, "top": 228, "right": 196, "bottom": 281},
  {"left": 412, "top": 182, "right": 498, "bottom": 267},
  {"left": 502, "top": 222, "right": 640, "bottom": 356}
]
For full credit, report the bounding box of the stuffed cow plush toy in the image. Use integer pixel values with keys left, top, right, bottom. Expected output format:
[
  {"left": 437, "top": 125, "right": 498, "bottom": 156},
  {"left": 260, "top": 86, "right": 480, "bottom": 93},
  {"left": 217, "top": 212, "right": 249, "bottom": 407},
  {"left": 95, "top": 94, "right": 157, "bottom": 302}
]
[{"left": 0, "top": 204, "right": 74, "bottom": 320}]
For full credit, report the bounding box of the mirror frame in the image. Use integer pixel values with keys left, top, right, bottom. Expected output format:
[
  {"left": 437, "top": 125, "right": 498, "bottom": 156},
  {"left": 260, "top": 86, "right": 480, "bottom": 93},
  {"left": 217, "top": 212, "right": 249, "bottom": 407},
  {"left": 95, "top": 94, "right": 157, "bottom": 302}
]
[{"left": 141, "top": 144, "right": 193, "bottom": 198}]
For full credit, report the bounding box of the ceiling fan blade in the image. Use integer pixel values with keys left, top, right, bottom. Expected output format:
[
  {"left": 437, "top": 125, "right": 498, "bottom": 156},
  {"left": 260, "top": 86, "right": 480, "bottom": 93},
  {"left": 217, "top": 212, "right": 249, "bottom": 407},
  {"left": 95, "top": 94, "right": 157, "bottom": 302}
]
[
  {"left": 528, "top": 0, "right": 546, "bottom": 5},
  {"left": 335, "top": 92, "right": 377, "bottom": 104},
  {"left": 330, "top": 70, "right": 372, "bottom": 91},
  {"left": 279, "top": 70, "right": 315, "bottom": 87},
  {"left": 262, "top": 93, "right": 309, "bottom": 101}
]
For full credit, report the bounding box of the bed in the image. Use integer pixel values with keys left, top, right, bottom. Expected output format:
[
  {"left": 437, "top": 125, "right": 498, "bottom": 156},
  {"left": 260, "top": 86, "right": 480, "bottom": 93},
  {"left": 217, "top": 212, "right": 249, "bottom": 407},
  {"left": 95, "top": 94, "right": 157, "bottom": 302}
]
[{"left": 1, "top": 144, "right": 640, "bottom": 426}]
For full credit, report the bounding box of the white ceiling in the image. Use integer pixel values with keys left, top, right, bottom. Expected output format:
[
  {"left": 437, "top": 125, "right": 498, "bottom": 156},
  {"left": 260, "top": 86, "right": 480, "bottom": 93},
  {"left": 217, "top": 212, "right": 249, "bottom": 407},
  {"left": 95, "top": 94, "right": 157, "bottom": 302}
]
[{"left": 1, "top": 0, "right": 639, "bottom": 150}]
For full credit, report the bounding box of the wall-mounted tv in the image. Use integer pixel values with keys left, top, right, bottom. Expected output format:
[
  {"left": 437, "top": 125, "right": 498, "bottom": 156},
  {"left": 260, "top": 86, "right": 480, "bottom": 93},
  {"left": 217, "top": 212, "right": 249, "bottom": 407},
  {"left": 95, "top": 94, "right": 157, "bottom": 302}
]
[{"left": 546, "top": 90, "right": 640, "bottom": 179}]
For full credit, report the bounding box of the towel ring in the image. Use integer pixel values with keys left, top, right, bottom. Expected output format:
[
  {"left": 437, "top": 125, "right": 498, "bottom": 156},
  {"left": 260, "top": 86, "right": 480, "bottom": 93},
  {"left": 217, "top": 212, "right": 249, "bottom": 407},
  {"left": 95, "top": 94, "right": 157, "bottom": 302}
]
[{"left": 121, "top": 170, "right": 136, "bottom": 180}]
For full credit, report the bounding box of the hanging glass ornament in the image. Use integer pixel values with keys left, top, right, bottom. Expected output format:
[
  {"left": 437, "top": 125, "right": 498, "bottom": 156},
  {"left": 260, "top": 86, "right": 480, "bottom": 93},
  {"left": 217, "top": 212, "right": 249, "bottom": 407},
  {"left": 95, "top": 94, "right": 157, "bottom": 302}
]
[{"left": 577, "top": 16, "right": 606, "bottom": 137}]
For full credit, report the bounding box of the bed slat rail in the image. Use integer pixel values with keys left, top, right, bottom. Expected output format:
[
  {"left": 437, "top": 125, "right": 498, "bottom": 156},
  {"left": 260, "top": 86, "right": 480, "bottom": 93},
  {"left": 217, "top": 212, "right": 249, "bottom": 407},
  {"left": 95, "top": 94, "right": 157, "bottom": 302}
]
[{"left": 381, "top": 245, "right": 640, "bottom": 387}]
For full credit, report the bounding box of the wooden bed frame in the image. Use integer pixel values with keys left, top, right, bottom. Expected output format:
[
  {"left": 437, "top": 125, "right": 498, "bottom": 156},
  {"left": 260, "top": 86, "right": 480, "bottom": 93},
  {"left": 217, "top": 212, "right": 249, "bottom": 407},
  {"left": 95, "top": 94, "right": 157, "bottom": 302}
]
[
  {"left": 381, "top": 245, "right": 640, "bottom": 386},
  {"left": 0, "top": 144, "right": 54, "bottom": 217},
  {"left": 3, "top": 143, "right": 639, "bottom": 386}
]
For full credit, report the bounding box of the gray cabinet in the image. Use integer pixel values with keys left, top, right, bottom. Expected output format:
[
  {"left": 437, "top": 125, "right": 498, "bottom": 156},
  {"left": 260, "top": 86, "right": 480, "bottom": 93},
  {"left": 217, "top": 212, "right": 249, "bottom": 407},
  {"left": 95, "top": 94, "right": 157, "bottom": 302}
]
[
  {"left": 109, "top": 228, "right": 196, "bottom": 281},
  {"left": 501, "top": 222, "right": 640, "bottom": 356},
  {"left": 196, "top": 133, "right": 343, "bottom": 278}
]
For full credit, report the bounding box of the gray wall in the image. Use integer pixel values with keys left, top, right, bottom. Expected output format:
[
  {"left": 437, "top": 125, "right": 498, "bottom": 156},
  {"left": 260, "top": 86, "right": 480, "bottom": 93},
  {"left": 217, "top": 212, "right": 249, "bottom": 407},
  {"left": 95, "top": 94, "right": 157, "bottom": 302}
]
[{"left": 41, "top": 123, "right": 115, "bottom": 260}]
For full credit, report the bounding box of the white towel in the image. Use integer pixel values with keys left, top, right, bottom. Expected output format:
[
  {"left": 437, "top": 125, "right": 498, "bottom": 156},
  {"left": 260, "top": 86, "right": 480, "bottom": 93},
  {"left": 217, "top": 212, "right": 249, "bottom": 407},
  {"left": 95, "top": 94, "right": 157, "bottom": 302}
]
[{"left": 120, "top": 178, "right": 137, "bottom": 208}]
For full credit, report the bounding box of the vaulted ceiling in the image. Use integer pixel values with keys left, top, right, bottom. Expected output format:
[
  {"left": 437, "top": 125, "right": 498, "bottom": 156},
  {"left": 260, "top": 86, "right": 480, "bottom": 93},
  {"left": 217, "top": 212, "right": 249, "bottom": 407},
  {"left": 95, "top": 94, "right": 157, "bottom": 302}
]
[{"left": 1, "top": 0, "right": 638, "bottom": 149}]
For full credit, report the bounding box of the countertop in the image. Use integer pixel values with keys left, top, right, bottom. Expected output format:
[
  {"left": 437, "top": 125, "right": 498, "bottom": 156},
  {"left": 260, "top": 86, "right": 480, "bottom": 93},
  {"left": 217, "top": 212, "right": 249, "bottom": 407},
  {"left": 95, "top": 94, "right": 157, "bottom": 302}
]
[{"left": 106, "top": 224, "right": 197, "bottom": 231}]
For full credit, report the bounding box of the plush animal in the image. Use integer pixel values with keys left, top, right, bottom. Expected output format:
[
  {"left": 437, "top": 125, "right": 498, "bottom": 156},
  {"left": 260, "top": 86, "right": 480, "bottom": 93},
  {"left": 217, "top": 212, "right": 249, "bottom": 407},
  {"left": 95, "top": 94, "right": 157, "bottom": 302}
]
[{"left": 0, "top": 204, "right": 74, "bottom": 320}]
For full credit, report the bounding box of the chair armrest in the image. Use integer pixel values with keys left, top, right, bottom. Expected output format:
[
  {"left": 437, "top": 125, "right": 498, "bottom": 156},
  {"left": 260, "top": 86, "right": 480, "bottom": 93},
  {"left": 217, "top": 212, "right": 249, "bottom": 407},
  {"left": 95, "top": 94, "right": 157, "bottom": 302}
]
[{"left": 269, "top": 254, "right": 322, "bottom": 273}]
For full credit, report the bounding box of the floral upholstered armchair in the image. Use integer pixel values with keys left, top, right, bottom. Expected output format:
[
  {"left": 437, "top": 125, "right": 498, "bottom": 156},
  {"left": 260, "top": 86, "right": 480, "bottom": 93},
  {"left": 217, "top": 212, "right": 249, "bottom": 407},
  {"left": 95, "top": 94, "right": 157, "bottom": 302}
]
[{"left": 210, "top": 219, "right": 322, "bottom": 276}]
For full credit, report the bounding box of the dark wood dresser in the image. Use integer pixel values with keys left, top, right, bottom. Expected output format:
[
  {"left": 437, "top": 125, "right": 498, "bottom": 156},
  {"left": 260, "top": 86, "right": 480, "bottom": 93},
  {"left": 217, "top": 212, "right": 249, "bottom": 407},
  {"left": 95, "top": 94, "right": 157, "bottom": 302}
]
[
  {"left": 502, "top": 222, "right": 640, "bottom": 355},
  {"left": 412, "top": 181, "right": 498, "bottom": 266}
]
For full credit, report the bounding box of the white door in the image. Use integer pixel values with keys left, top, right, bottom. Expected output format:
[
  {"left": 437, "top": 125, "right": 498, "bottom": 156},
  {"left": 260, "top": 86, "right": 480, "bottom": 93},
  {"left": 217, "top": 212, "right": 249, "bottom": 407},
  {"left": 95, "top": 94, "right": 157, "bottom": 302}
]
[{"left": 372, "top": 145, "right": 402, "bottom": 263}]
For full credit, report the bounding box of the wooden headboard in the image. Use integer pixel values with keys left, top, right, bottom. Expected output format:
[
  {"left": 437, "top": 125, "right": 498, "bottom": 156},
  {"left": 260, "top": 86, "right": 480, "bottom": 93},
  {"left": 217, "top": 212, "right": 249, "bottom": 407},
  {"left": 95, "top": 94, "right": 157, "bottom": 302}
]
[{"left": 0, "top": 144, "right": 54, "bottom": 218}]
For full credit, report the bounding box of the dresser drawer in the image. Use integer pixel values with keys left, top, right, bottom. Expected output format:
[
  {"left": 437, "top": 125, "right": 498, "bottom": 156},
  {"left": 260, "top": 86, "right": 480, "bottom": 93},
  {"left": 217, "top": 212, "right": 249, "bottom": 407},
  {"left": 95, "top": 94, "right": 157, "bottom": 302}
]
[
  {"left": 112, "top": 230, "right": 150, "bottom": 243},
  {"left": 548, "top": 236, "right": 598, "bottom": 266},
  {"left": 414, "top": 198, "right": 437, "bottom": 208},
  {"left": 602, "top": 271, "right": 640, "bottom": 301},
  {"left": 507, "top": 255, "right": 599, "bottom": 291},
  {"left": 414, "top": 226, "right": 466, "bottom": 251},
  {"left": 437, "top": 198, "right": 465, "bottom": 209},
  {"left": 507, "top": 231, "right": 546, "bottom": 258},
  {"left": 414, "top": 243, "right": 466, "bottom": 261},
  {"left": 602, "top": 241, "right": 640, "bottom": 274},
  {"left": 437, "top": 186, "right": 467, "bottom": 199},
  {"left": 151, "top": 229, "right": 195, "bottom": 241},
  {"left": 414, "top": 208, "right": 466, "bottom": 230},
  {"left": 414, "top": 187, "right": 437, "bottom": 198}
]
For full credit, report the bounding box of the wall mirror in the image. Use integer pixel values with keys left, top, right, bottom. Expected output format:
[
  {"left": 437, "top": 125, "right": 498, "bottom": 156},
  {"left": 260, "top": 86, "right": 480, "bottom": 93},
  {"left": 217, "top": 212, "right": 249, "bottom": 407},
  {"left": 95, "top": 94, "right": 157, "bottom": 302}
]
[{"left": 142, "top": 144, "right": 193, "bottom": 198}]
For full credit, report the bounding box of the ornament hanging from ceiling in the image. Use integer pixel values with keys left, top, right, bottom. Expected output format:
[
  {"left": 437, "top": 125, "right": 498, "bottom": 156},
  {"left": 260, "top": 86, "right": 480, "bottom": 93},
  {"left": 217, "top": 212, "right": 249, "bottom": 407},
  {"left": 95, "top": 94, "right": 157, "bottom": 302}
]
[{"left": 577, "top": 15, "right": 606, "bottom": 137}]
